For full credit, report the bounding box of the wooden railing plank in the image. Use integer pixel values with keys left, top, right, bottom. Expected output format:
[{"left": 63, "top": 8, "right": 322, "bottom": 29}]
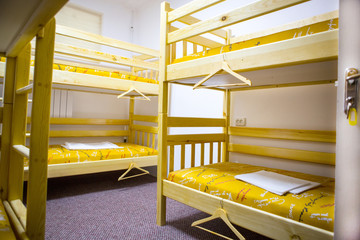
[{"left": 228, "top": 143, "right": 335, "bottom": 165}]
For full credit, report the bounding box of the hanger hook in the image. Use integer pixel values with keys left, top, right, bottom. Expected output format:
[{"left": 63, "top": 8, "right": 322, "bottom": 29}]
[{"left": 220, "top": 199, "right": 224, "bottom": 209}]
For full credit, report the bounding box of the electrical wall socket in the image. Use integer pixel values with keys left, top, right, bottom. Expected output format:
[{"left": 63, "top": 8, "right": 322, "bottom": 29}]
[{"left": 235, "top": 117, "right": 246, "bottom": 126}]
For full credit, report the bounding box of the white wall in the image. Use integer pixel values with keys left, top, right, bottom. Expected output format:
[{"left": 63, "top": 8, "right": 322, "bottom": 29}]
[{"left": 134, "top": 0, "right": 338, "bottom": 177}]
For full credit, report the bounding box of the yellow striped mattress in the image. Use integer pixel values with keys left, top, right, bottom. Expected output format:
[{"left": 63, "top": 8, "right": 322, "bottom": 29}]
[
  {"left": 0, "top": 57, "right": 158, "bottom": 84},
  {"left": 173, "top": 18, "right": 338, "bottom": 64},
  {"left": 0, "top": 201, "right": 16, "bottom": 240},
  {"left": 168, "top": 162, "right": 334, "bottom": 231},
  {"left": 24, "top": 143, "right": 157, "bottom": 166}
]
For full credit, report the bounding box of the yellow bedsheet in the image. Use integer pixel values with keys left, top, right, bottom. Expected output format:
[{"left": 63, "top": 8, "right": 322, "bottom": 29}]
[
  {"left": 0, "top": 57, "right": 158, "bottom": 84},
  {"left": 24, "top": 143, "right": 157, "bottom": 166},
  {"left": 168, "top": 162, "right": 334, "bottom": 231},
  {"left": 0, "top": 201, "right": 16, "bottom": 240},
  {"left": 173, "top": 18, "right": 338, "bottom": 64}
]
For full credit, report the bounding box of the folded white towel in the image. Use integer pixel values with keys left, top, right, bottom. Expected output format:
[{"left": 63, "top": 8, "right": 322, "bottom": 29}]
[
  {"left": 235, "top": 170, "right": 319, "bottom": 195},
  {"left": 62, "top": 141, "right": 123, "bottom": 150}
]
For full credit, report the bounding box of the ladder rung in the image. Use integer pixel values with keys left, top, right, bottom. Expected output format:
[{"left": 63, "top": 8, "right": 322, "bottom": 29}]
[
  {"left": 16, "top": 84, "right": 33, "bottom": 95},
  {"left": 12, "top": 145, "right": 30, "bottom": 159}
]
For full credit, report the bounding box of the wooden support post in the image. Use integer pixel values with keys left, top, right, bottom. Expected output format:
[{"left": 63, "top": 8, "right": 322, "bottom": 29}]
[
  {"left": 200, "top": 143, "right": 205, "bottom": 166},
  {"left": 157, "top": 1, "right": 170, "bottom": 226},
  {"left": 209, "top": 142, "right": 214, "bottom": 164},
  {"left": 0, "top": 57, "right": 16, "bottom": 200},
  {"left": 193, "top": 43, "right": 198, "bottom": 54},
  {"left": 128, "top": 97, "right": 135, "bottom": 143},
  {"left": 8, "top": 43, "right": 31, "bottom": 202},
  {"left": 191, "top": 143, "right": 195, "bottom": 167},
  {"left": 222, "top": 90, "right": 230, "bottom": 162},
  {"left": 26, "top": 18, "right": 56, "bottom": 240}
]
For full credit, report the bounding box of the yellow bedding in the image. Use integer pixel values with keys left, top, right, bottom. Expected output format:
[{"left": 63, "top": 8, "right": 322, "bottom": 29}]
[
  {"left": 0, "top": 58, "right": 158, "bottom": 84},
  {"left": 24, "top": 143, "right": 157, "bottom": 166},
  {"left": 173, "top": 18, "right": 338, "bottom": 64},
  {"left": 0, "top": 201, "right": 16, "bottom": 240},
  {"left": 168, "top": 162, "right": 334, "bottom": 231}
]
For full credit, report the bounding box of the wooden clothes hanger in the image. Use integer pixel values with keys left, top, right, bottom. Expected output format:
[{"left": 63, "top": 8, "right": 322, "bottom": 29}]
[
  {"left": 118, "top": 162, "right": 150, "bottom": 181},
  {"left": 193, "top": 61, "right": 252, "bottom": 90},
  {"left": 117, "top": 87, "right": 150, "bottom": 101},
  {"left": 191, "top": 208, "right": 246, "bottom": 240}
]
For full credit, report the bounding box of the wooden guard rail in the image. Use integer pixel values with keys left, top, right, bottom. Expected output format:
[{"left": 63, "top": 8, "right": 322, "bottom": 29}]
[
  {"left": 166, "top": 117, "right": 226, "bottom": 172},
  {"left": 229, "top": 126, "right": 336, "bottom": 166},
  {"left": 25, "top": 116, "right": 158, "bottom": 148},
  {"left": 55, "top": 25, "right": 159, "bottom": 80}
]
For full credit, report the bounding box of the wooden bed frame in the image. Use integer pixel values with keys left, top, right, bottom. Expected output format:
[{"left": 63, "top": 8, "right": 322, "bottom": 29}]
[
  {"left": 0, "top": 1, "right": 159, "bottom": 238},
  {"left": 157, "top": 1, "right": 337, "bottom": 239}
]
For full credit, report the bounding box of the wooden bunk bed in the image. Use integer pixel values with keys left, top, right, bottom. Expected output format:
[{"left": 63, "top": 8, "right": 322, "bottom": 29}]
[
  {"left": 0, "top": 23, "right": 160, "bottom": 180},
  {"left": 157, "top": 1, "right": 337, "bottom": 240},
  {"left": 0, "top": 1, "right": 68, "bottom": 239}
]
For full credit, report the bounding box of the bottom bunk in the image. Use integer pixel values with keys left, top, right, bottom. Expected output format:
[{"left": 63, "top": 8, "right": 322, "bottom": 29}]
[
  {"left": 24, "top": 142, "right": 158, "bottom": 179},
  {"left": 165, "top": 162, "right": 334, "bottom": 239}
]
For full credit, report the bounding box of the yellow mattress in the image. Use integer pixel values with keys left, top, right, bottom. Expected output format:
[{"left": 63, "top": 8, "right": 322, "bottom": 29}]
[
  {"left": 0, "top": 57, "right": 158, "bottom": 84},
  {"left": 0, "top": 201, "right": 16, "bottom": 240},
  {"left": 24, "top": 143, "right": 157, "bottom": 166},
  {"left": 168, "top": 162, "right": 334, "bottom": 231},
  {"left": 173, "top": 18, "right": 338, "bottom": 64}
]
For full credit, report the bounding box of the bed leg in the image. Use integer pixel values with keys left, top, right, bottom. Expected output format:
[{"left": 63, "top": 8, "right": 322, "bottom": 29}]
[{"left": 156, "top": 194, "right": 167, "bottom": 226}]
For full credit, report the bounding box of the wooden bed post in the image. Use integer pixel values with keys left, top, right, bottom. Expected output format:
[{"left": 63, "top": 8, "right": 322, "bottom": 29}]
[
  {"left": 26, "top": 18, "right": 56, "bottom": 240},
  {"left": 8, "top": 43, "right": 31, "bottom": 202},
  {"left": 157, "top": 1, "right": 170, "bottom": 226},
  {"left": 128, "top": 97, "right": 135, "bottom": 143},
  {"left": 0, "top": 57, "right": 16, "bottom": 200},
  {"left": 335, "top": 1, "right": 360, "bottom": 239},
  {"left": 222, "top": 89, "right": 230, "bottom": 162}
]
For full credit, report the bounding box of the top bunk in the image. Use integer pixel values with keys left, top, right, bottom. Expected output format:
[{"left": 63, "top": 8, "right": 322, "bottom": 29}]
[
  {"left": 0, "top": 24, "right": 160, "bottom": 98},
  {"left": 161, "top": 0, "right": 338, "bottom": 91}
]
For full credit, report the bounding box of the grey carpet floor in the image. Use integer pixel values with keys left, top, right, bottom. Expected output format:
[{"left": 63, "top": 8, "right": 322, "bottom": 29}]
[{"left": 45, "top": 170, "right": 271, "bottom": 240}]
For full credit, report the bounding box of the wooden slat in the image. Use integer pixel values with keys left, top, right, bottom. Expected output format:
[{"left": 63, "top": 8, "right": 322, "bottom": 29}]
[
  {"left": 27, "top": 117, "right": 129, "bottom": 125},
  {"left": 147, "top": 132, "right": 151, "bottom": 147},
  {"left": 24, "top": 155, "right": 158, "bottom": 180},
  {"left": 217, "top": 142, "right": 221, "bottom": 162},
  {"left": 12, "top": 145, "right": 30, "bottom": 159},
  {"left": 230, "top": 10, "right": 339, "bottom": 44},
  {"left": 169, "top": 145, "right": 174, "bottom": 172},
  {"left": 228, "top": 143, "right": 335, "bottom": 166},
  {"left": 209, "top": 142, "right": 214, "bottom": 164},
  {"left": 55, "top": 43, "right": 158, "bottom": 71},
  {"left": 163, "top": 180, "right": 333, "bottom": 240},
  {"left": 51, "top": 69, "right": 159, "bottom": 96},
  {"left": 230, "top": 80, "right": 336, "bottom": 92},
  {"left": 229, "top": 127, "right": 336, "bottom": 143},
  {"left": 56, "top": 25, "right": 159, "bottom": 57},
  {"left": 181, "top": 144, "right": 185, "bottom": 169},
  {"left": 3, "top": 200, "right": 29, "bottom": 240},
  {"left": 152, "top": 133, "right": 156, "bottom": 149},
  {"left": 167, "top": 30, "right": 338, "bottom": 81},
  {"left": 183, "top": 41, "right": 188, "bottom": 57},
  {"left": 200, "top": 143, "right": 205, "bottom": 165},
  {"left": 167, "top": 133, "right": 225, "bottom": 144},
  {"left": 133, "top": 115, "right": 158, "bottom": 123},
  {"left": 46, "top": 130, "right": 129, "bottom": 138},
  {"left": 16, "top": 84, "right": 33, "bottom": 94},
  {"left": 169, "top": 26, "right": 223, "bottom": 49},
  {"left": 172, "top": 10, "right": 227, "bottom": 40},
  {"left": 132, "top": 124, "right": 158, "bottom": 134},
  {"left": 10, "top": 199, "right": 27, "bottom": 229},
  {"left": 168, "top": 0, "right": 224, "bottom": 23},
  {"left": 191, "top": 143, "right": 195, "bottom": 167},
  {"left": 168, "top": 0, "right": 309, "bottom": 44},
  {"left": 167, "top": 117, "right": 225, "bottom": 127}
]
